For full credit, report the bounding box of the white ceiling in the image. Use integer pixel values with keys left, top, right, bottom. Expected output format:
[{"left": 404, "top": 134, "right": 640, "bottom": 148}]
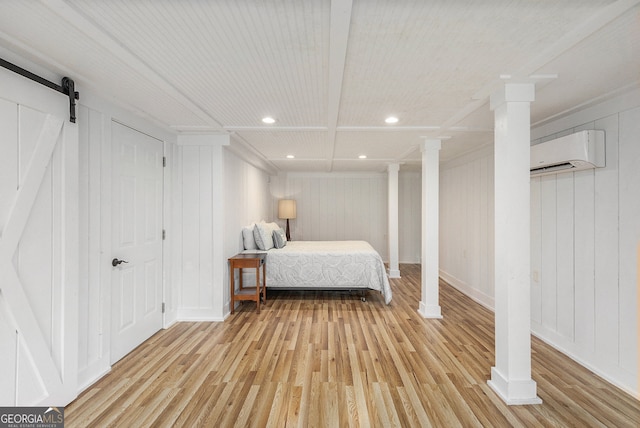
[{"left": 1, "top": 0, "right": 638, "bottom": 173}]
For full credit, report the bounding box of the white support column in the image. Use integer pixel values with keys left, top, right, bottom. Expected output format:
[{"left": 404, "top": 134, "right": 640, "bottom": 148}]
[
  {"left": 488, "top": 83, "right": 542, "bottom": 405},
  {"left": 418, "top": 139, "right": 442, "bottom": 319},
  {"left": 387, "top": 163, "right": 401, "bottom": 278}
]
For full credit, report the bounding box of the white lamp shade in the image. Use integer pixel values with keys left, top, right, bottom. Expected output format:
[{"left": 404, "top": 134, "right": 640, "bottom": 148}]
[{"left": 278, "top": 199, "right": 297, "bottom": 219}]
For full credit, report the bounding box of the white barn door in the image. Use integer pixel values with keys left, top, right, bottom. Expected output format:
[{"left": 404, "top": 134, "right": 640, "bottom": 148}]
[
  {"left": 110, "top": 122, "right": 163, "bottom": 364},
  {"left": 0, "top": 68, "right": 78, "bottom": 405}
]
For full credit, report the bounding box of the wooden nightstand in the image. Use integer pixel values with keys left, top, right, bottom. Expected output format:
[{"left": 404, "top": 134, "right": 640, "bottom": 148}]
[{"left": 229, "top": 253, "right": 267, "bottom": 314}]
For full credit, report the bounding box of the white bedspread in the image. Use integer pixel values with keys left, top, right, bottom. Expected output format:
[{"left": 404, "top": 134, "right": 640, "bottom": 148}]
[{"left": 264, "top": 240, "right": 392, "bottom": 304}]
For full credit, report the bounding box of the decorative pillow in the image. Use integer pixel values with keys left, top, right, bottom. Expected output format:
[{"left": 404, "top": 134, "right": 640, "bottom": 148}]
[
  {"left": 253, "top": 222, "right": 279, "bottom": 250},
  {"left": 242, "top": 223, "right": 257, "bottom": 250},
  {"left": 272, "top": 228, "right": 287, "bottom": 249}
]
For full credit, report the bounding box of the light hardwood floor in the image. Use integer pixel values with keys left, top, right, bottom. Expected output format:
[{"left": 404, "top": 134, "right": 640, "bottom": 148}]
[{"left": 66, "top": 264, "right": 640, "bottom": 427}]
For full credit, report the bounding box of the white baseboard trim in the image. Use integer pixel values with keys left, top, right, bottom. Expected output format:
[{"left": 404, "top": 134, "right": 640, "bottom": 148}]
[
  {"left": 77, "top": 363, "right": 111, "bottom": 395},
  {"left": 439, "top": 270, "right": 495, "bottom": 311},
  {"left": 531, "top": 322, "right": 638, "bottom": 399},
  {"left": 388, "top": 268, "right": 401, "bottom": 278},
  {"left": 488, "top": 367, "right": 542, "bottom": 405},
  {"left": 417, "top": 302, "right": 443, "bottom": 319},
  {"left": 177, "top": 308, "right": 227, "bottom": 322}
]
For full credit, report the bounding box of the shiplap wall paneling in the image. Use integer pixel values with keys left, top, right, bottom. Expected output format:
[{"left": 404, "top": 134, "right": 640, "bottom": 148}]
[
  {"left": 481, "top": 156, "right": 494, "bottom": 305},
  {"left": 556, "top": 173, "right": 575, "bottom": 341},
  {"left": 573, "top": 167, "right": 596, "bottom": 352},
  {"left": 439, "top": 149, "right": 495, "bottom": 308},
  {"left": 444, "top": 166, "right": 460, "bottom": 280},
  {"left": 398, "top": 172, "right": 421, "bottom": 263},
  {"left": 177, "top": 139, "right": 227, "bottom": 321},
  {"left": 224, "top": 151, "right": 248, "bottom": 249},
  {"left": 199, "top": 146, "right": 214, "bottom": 308},
  {"left": 164, "top": 141, "right": 181, "bottom": 327},
  {"left": 77, "top": 105, "right": 111, "bottom": 390},
  {"left": 539, "top": 175, "right": 558, "bottom": 332},
  {"left": 224, "top": 151, "right": 271, "bottom": 234},
  {"left": 440, "top": 169, "right": 452, "bottom": 281},
  {"left": 448, "top": 166, "right": 467, "bottom": 285},
  {"left": 468, "top": 160, "right": 481, "bottom": 296},
  {"left": 223, "top": 149, "right": 271, "bottom": 314},
  {"left": 280, "top": 174, "right": 388, "bottom": 260},
  {"left": 618, "top": 106, "right": 640, "bottom": 374},
  {"left": 440, "top": 92, "right": 638, "bottom": 395},
  {"left": 455, "top": 164, "right": 467, "bottom": 285},
  {"left": 441, "top": 167, "right": 459, "bottom": 287},
  {"left": 180, "top": 146, "right": 213, "bottom": 311},
  {"left": 530, "top": 96, "right": 639, "bottom": 395},
  {"left": 592, "top": 114, "right": 619, "bottom": 367},
  {"left": 530, "top": 177, "right": 542, "bottom": 324}
]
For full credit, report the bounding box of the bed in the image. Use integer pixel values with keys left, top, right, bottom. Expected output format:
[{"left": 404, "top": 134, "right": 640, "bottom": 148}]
[
  {"left": 241, "top": 223, "right": 392, "bottom": 304},
  {"left": 262, "top": 240, "right": 392, "bottom": 304}
]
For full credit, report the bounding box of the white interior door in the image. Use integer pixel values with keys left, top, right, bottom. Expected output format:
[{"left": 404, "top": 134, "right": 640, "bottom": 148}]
[
  {"left": 111, "top": 121, "right": 163, "bottom": 364},
  {"left": 0, "top": 67, "right": 78, "bottom": 405}
]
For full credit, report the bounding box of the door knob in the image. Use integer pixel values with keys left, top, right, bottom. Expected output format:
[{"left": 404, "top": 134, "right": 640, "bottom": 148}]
[{"left": 112, "top": 258, "right": 129, "bottom": 267}]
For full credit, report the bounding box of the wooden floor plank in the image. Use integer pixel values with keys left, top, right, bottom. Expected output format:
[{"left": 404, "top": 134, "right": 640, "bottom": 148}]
[{"left": 65, "top": 264, "right": 640, "bottom": 427}]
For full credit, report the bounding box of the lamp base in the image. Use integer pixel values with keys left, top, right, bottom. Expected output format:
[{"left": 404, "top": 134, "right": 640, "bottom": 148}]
[{"left": 286, "top": 219, "right": 291, "bottom": 241}]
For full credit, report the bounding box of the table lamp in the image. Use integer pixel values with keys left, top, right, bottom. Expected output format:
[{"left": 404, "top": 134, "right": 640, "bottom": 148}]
[{"left": 278, "top": 199, "right": 296, "bottom": 241}]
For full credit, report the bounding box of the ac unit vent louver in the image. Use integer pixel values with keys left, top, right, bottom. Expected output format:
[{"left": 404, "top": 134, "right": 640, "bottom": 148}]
[{"left": 530, "top": 130, "right": 605, "bottom": 177}]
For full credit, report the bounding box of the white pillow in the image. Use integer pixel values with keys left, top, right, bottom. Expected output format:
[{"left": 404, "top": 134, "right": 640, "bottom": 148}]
[
  {"left": 253, "top": 222, "right": 279, "bottom": 250},
  {"left": 242, "top": 223, "right": 257, "bottom": 250},
  {"left": 272, "top": 228, "right": 287, "bottom": 249}
]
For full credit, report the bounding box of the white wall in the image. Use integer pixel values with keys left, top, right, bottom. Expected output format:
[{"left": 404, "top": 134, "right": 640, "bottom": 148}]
[
  {"left": 399, "top": 171, "right": 422, "bottom": 264},
  {"left": 440, "top": 146, "right": 495, "bottom": 308},
  {"left": 271, "top": 173, "right": 388, "bottom": 259},
  {"left": 174, "top": 139, "right": 271, "bottom": 319},
  {"left": 439, "top": 90, "right": 640, "bottom": 396},
  {"left": 77, "top": 105, "right": 111, "bottom": 391},
  {"left": 174, "top": 137, "right": 224, "bottom": 320},
  {"left": 223, "top": 149, "right": 272, "bottom": 312},
  {"left": 270, "top": 172, "right": 384, "bottom": 259},
  {"left": 269, "top": 171, "right": 422, "bottom": 264},
  {"left": 529, "top": 91, "right": 640, "bottom": 396}
]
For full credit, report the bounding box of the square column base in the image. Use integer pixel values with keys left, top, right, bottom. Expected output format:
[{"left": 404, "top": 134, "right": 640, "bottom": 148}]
[
  {"left": 488, "top": 367, "right": 542, "bottom": 405},
  {"left": 417, "top": 302, "right": 442, "bottom": 319},
  {"left": 388, "top": 268, "right": 401, "bottom": 279}
]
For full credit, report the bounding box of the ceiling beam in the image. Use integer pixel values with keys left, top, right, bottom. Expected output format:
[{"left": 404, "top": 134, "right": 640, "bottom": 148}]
[{"left": 326, "top": 0, "right": 353, "bottom": 172}]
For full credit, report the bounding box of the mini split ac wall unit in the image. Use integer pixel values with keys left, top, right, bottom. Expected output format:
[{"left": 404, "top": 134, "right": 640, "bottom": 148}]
[{"left": 530, "top": 130, "right": 605, "bottom": 177}]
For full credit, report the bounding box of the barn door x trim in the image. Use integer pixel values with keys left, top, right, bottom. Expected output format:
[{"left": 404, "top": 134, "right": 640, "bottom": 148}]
[{"left": 0, "top": 115, "right": 75, "bottom": 403}]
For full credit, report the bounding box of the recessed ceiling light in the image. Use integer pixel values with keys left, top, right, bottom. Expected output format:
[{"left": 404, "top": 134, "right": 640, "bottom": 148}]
[
  {"left": 385, "top": 116, "right": 399, "bottom": 124},
  {"left": 286, "top": 155, "right": 295, "bottom": 159},
  {"left": 358, "top": 155, "right": 367, "bottom": 159},
  {"left": 262, "top": 116, "right": 276, "bottom": 124}
]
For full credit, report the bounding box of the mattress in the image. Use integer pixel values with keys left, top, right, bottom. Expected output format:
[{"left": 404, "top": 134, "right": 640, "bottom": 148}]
[{"left": 257, "top": 240, "right": 392, "bottom": 304}]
